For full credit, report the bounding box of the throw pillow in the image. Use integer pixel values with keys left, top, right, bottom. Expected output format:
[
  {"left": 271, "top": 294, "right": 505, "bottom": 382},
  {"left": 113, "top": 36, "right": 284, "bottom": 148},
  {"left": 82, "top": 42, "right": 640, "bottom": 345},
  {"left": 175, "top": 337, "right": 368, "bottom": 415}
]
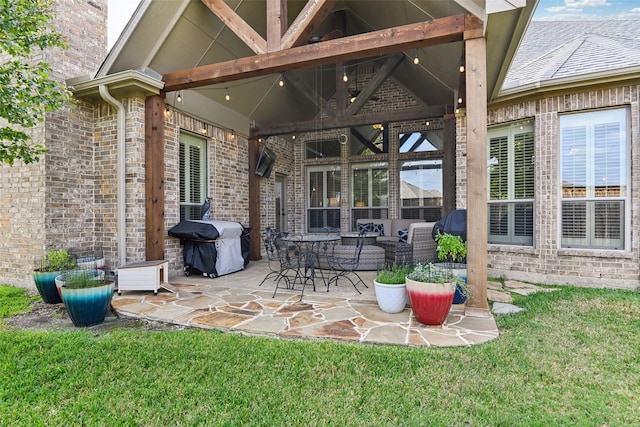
[
  {"left": 398, "top": 228, "right": 409, "bottom": 243},
  {"left": 371, "top": 223, "right": 384, "bottom": 236},
  {"left": 358, "top": 222, "right": 374, "bottom": 233}
]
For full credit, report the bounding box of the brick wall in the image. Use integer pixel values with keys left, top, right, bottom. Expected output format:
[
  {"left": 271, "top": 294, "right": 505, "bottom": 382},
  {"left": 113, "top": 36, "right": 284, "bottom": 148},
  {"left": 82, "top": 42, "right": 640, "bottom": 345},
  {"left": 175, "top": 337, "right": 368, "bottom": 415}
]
[
  {"left": 163, "top": 109, "right": 251, "bottom": 275},
  {"left": 0, "top": 0, "right": 107, "bottom": 287},
  {"left": 486, "top": 85, "right": 640, "bottom": 290}
]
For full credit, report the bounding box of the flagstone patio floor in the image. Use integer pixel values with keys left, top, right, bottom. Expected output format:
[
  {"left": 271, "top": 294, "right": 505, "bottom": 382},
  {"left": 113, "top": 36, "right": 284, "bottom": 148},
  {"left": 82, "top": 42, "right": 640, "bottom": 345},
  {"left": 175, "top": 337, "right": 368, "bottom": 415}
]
[{"left": 110, "top": 259, "right": 501, "bottom": 347}]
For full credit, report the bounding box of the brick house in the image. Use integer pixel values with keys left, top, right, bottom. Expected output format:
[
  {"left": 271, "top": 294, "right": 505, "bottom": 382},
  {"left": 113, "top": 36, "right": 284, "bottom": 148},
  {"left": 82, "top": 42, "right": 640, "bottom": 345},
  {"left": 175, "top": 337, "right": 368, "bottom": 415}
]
[
  {"left": 486, "top": 21, "right": 640, "bottom": 290},
  {"left": 1, "top": 0, "right": 638, "bottom": 296}
]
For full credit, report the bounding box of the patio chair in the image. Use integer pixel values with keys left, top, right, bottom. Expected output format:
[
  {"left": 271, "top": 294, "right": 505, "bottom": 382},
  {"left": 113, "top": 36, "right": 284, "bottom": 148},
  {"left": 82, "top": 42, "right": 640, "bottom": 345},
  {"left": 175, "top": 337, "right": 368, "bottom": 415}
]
[
  {"left": 272, "top": 234, "right": 311, "bottom": 299},
  {"left": 326, "top": 229, "right": 368, "bottom": 294},
  {"left": 308, "top": 238, "right": 338, "bottom": 288},
  {"left": 259, "top": 228, "right": 304, "bottom": 290},
  {"left": 258, "top": 228, "right": 286, "bottom": 287}
]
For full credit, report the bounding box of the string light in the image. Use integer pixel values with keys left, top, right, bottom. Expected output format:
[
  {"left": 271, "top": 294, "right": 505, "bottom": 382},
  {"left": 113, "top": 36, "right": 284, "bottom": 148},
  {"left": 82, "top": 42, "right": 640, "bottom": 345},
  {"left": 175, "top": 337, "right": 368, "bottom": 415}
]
[
  {"left": 459, "top": 64, "right": 465, "bottom": 73},
  {"left": 225, "top": 88, "right": 230, "bottom": 101},
  {"left": 177, "top": 91, "right": 182, "bottom": 103},
  {"left": 342, "top": 69, "right": 348, "bottom": 82},
  {"left": 458, "top": 96, "right": 463, "bottom": 104},
  {"left": 278, "top": 75, "right": 284, "bottom": 87},
  {"left": 413, "top": 53, "right": 419, "bottom": 65}
]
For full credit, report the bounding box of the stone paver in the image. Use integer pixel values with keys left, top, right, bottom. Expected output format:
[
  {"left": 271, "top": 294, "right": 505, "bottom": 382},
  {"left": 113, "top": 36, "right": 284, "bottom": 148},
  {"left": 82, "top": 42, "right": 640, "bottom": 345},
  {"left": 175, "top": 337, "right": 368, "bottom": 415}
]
[{"left": 111, "top": 260, "right": 503, "bottom": 348}]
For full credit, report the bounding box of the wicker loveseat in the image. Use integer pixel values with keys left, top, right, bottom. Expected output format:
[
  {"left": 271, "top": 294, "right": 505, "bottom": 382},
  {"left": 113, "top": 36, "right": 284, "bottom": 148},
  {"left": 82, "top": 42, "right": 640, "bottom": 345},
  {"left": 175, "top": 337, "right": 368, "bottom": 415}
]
[
  {"left": 355, "top": 218, "right": 415, "bottom": 242},
  {"left": 355, "top": 219, "right": 438, "bottom": 266}
]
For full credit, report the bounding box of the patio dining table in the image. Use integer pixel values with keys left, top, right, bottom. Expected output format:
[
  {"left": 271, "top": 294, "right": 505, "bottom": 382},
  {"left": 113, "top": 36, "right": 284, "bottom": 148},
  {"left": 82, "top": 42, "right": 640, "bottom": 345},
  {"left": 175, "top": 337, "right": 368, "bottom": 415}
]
[{"left": 281, "top": 233, "right": 340, "bottom": 294}]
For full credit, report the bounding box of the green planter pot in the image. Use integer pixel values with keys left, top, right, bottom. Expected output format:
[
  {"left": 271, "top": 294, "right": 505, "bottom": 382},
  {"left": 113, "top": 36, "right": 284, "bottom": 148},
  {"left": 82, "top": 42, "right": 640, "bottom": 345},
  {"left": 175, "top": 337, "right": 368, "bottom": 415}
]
[
  {"left": 60, "top": 281, "right": 115, "bottom": 327},
  {"left": 32, "top": 270, "right": 64, "bottom": 304},
  {"left": 55, "top": 269, "right": 105, "bottom": 299}
]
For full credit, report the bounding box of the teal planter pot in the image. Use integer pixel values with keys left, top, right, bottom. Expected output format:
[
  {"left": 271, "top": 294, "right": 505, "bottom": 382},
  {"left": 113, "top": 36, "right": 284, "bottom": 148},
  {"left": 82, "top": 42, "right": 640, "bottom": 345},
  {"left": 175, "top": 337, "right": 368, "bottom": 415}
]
[
  {"left": 32, "top": 270, "right": 64, "bottom": 304},
  {"left": 61, "top": 281, "right": 115, "bottom": 327}
]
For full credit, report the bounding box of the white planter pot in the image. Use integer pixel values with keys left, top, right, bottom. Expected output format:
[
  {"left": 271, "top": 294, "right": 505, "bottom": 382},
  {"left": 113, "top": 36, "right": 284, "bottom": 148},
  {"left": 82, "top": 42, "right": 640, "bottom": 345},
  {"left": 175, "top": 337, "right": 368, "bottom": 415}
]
[{"left": 374, "top": 280, "right": 408, "bottom": 313}]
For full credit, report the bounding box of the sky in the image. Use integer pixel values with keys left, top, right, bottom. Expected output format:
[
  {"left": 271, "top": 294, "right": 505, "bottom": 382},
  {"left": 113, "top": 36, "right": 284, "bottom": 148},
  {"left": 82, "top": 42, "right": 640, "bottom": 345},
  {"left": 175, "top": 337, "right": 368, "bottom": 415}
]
[
  {"left": 532, "top": 0, "right": 640, "bottom": 20},
  {"left": 108, "top": 0, "right": 141, "bottom": 50}
]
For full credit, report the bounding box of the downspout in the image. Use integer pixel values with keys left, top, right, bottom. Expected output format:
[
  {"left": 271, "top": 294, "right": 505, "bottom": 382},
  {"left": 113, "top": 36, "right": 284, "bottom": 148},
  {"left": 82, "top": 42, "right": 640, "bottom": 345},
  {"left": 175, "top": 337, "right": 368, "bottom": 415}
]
[{"left": 98, "top": 85, "right": 127, "bottom": 267}]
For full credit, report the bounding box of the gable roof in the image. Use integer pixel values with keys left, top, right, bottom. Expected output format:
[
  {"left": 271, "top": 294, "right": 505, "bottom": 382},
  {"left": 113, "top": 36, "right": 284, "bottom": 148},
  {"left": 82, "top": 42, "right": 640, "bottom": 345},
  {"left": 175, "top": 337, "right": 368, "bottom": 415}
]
[
  {"left": 501, "top": 20, "right": 640, "bottom": 94},
  {"left": 90, "top": 0, "right": 537, "bottom": 135}
]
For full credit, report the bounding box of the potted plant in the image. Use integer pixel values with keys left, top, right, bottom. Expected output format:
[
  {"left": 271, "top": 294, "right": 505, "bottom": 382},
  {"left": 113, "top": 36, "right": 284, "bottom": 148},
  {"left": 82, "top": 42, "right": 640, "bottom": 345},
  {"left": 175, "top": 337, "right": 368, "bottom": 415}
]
[
  {"left": 405, "top": 263, "right": 458, "bottom": 325},
  {"left": 434, "top": 232, "right": 468, "bottom": 304},
  {"left": 58, "top": 269, "right": 114, "bottom": 327},
  {"left": 73, "top": 248, "right": 105, "bottom": 271},
  {"left": 374, "top": 263, "right": 411, "bottom": 313},
  {"left": 32, "top": 248, "right": 77, "bottom": 304}
]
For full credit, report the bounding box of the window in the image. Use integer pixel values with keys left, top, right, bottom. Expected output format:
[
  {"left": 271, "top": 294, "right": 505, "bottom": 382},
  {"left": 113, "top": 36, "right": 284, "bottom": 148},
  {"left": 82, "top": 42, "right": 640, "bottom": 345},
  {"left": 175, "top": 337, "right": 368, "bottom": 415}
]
[
  {"left": 350, "top": 124, "right": 388, "bottom": 155},
  {"left": 488, "top": 122, "right": 534, "bottom": 245},
  {"left": 305, "top": 138, "right": 341, "bottom": 159},
  {"left": 307, "top": 165, "right": 341, "bottom": 232},
  {"left": 560, "top": 108, "right": 628, "bottom": 249},
  {"left": 351, "top": 162, "right": 388, "bottom": 229},
  {"left": 399, "top": 130, "right": 443, "bottom": 152},
  {"left": 180, "top": 133, "right": 207, "bottom": 221},
  {"left": 400, "top": 159, "right": 443, "bottom": 221}
]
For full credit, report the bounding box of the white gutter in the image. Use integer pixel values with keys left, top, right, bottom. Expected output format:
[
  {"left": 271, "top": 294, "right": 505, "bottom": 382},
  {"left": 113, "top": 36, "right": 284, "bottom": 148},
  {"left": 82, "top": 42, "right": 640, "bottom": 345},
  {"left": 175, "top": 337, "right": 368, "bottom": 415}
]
[{"left": 98, "top": 85, "right": 127, "bottom": 267}]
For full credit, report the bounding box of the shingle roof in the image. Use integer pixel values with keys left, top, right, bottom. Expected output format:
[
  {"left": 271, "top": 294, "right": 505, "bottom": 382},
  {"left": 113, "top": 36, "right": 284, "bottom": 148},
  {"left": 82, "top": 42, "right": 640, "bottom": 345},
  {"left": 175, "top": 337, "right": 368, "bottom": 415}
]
[{"left": 503, "top": 20, "right": 640, "bottom": 90}]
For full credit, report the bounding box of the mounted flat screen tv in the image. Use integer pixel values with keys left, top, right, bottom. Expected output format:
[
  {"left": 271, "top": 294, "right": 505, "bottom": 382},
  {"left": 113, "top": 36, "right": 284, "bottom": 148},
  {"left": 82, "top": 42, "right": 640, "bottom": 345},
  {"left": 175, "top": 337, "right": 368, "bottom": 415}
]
[{"left": 255, "top": 144, "right": 276, "bottom": 178}]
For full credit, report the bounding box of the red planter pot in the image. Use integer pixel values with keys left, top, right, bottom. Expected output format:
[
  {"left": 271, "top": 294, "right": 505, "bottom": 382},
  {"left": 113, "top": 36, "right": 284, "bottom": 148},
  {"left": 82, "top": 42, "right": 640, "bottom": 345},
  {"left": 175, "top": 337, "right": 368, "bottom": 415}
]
[{"left": 405, "top": 278, "right": 455, "bottom": 325}]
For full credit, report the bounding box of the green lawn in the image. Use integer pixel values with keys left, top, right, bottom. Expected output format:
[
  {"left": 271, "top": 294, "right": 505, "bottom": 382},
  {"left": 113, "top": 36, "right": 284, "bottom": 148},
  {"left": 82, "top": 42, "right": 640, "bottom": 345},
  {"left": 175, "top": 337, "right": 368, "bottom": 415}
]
[{"left": 0, "top": 285, "right": 638, "bottom": 426}]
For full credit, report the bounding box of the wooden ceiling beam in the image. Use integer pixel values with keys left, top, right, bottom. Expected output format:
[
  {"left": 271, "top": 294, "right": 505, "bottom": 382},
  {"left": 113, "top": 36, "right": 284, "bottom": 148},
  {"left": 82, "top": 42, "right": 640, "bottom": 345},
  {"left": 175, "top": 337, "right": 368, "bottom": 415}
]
[
  {"left": 257, "top": 105, "right": 447, "bottom": 136},
  {"left": 266, "top": 0, "right": 287, "bottom": 52},
  {"left": 281, "top": 0, "right": 336, "bottom": 49},
  {"left": 201, "top": 0, "right": 267, "bottom": 55},
  {"left": 345, "top": 52, "right": 404, "bottom": 115},
  {"left": 163, "top": 14, "right": 470, "bottom": 92}
]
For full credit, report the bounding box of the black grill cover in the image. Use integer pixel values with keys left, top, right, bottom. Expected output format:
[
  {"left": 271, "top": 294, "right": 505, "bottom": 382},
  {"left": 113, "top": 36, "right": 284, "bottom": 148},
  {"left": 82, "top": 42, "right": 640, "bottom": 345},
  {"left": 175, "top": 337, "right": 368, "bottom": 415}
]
[
  {"left": 432, "top": 209, "right": 467, "bottom": 242},
  {"left": 168, "top": 221, "right": 250, "bottom": 277},
  {"left": 168, "top": 221, "right": 219, "bottom": 241}
]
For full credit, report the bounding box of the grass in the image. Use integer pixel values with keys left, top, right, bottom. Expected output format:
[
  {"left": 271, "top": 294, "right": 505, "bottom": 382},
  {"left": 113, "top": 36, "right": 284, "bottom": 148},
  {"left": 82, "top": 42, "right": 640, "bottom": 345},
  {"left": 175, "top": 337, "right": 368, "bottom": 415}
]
[
  {"left": 0, "top": 285, "right": 638, "bottom": 426},
  {"left": 0, "top": 285, "right": 40, "bottom": 318}
]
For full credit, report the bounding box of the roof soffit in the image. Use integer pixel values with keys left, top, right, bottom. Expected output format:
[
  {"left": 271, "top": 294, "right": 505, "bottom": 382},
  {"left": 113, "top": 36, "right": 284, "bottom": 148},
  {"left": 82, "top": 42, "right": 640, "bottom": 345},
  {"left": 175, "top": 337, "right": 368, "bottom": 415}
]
[{"left": 97, "top": 0, "right": 533, "bottom": 130}]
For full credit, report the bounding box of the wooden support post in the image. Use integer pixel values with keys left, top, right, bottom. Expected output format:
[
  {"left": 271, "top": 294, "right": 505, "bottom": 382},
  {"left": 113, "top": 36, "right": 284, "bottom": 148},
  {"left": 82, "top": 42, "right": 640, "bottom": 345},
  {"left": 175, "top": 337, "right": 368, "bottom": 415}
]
[
  {"left": 464, "top": 35, "right": 489, "bottom": 312},
  {"left": 145, "top": 95, "right": 165, "bottom": 261},
  {"left": 248, "top": 129, "right": 262, "bottom": 261}
]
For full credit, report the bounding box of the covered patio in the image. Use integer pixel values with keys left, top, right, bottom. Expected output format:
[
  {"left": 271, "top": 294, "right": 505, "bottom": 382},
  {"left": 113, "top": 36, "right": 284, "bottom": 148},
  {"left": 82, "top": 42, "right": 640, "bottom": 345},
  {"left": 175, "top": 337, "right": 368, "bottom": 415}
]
[
  {"left": 111, "top": 260, "right": 501, "bottom": 347},
  {"left": 65, "top": 0, "right": 539, "bottom": 333}
]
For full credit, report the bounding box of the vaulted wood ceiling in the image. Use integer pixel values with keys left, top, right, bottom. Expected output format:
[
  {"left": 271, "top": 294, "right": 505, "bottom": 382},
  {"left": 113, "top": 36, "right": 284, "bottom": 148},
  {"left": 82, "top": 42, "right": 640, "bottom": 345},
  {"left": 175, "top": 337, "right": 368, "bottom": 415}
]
[{"left": 99, "top": 0, "right": 537, "bottom": 135}]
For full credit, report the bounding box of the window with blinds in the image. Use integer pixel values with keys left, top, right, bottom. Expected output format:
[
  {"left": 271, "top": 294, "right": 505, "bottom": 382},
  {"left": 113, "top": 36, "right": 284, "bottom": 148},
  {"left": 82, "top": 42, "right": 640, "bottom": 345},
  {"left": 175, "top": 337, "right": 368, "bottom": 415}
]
[
  {"left": 487, "top": 122, "right": 534, "bottom": 245},
  {"left": 179, "top": 133, "right": 207, "bottom": 221},
  {"left": 307, "top": 165, "right": 341, "bottom": 232},
  {"left": 560, "top": 108, "right": 627, "bottom": 249},
  {"left": 351, "top": 162, "right": 388, "bottom": 230}
]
